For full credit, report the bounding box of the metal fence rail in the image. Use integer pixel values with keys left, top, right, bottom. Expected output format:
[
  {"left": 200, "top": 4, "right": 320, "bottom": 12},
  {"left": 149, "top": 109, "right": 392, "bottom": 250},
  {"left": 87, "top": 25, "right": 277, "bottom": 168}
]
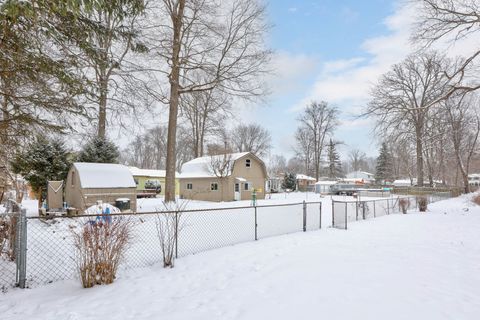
[{"left": 1, "top": 201, "right": 322, "bottom": 290}]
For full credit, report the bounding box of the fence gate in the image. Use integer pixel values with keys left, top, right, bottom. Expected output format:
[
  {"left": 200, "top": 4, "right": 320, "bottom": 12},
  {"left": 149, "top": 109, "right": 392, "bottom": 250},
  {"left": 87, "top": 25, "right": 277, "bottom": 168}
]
[{"left": 0, "top": 201, "right": 27, "bottom": 292}]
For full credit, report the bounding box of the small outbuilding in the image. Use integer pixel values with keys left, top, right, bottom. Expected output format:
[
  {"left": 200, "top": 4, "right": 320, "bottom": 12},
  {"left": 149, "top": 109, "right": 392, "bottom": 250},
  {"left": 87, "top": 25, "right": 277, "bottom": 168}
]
[
  {"left": 314, "top": 180, "right": 337, "bottom": 194},
  {"left": 179, "top": 152, "right": 267, "bottom": 202},
  {"left": 65, "top": 163, "right": 137, "bottom": 212},
  {"left": 296, "top": 174, "right": 316, "bottom": 192}
]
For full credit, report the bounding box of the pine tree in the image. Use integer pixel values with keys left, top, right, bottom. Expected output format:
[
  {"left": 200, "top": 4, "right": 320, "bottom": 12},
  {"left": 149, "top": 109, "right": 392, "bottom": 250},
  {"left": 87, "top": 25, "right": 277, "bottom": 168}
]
[
  {"left": 327, "top": 139, "right": 342, "bottom": 179},
  {"left": 77, "top": 137, "right": 120, "bottom": 163},
  {"left": 375, "top": 142, "right": 393, "bottom": 184},
  {"left": 11, "top": 136, "right": 71, "bottom": 201},
  {"left": 282, "top": 173, "right": 296, "bottom": 191}
]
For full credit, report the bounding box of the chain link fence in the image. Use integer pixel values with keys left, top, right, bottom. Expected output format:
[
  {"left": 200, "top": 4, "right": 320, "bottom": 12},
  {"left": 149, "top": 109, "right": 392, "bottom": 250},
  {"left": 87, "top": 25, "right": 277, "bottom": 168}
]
[
  {"left": 1, "top": 201, "right": 322, "bottom": 290},
  {"left": 332, "top": 193, "right": 451, "bottom": 229}
]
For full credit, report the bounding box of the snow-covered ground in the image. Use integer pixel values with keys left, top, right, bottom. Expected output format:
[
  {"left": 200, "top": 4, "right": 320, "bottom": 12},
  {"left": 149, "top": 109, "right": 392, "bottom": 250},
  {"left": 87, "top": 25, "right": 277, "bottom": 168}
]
[{"left": 1, "top": 194, "right": 479, "bottom": 319}]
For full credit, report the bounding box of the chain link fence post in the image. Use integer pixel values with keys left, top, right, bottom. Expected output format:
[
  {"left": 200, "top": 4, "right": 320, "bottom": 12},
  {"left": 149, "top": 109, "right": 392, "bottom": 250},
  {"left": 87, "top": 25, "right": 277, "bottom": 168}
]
[
  {"left": 16, "top": 208, "right": 27, "bottom": 289},
  {"left": 319, "top": 202, "right": 322, "bottom": 229},
  {"left": 254, "top": 205, "right": 258, "bottom": 240},
  {"left": 175, "top": 210, "right": 178, "bottom": 259},
  {"left": 302, "top": 201, "right": 306, "bottom": 232}
]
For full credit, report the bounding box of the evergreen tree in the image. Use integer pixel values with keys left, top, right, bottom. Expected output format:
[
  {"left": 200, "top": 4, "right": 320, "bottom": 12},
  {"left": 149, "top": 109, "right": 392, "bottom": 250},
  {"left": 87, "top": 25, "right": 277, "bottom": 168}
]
[
  {"left": 77, "top": 137, "right": 120, "bottom": 163},
  {"left": 375, "top": 142, "right": 393, "bottom": 184},
  {"left": 327, "top": 139, "right": 342, "bottom": 179},
  {"left": 11, "top": 136, "right": 71, "bottom": 201},
  {"left": 282, "top": 173, "right": 296, "bottom": 191}
]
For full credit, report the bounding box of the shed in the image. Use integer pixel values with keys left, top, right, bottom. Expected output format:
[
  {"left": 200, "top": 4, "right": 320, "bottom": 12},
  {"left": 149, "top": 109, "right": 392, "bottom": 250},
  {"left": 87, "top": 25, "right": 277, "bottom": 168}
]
[{"left": 65, "top": 163, "right": 137, "bottom": 212}]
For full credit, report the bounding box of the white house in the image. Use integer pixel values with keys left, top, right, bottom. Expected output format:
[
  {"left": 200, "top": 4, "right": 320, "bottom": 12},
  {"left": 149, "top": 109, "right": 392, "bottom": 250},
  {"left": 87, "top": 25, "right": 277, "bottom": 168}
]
[
  {"left": 468, "top": 174, "right": 480, "bottom": 187},
  {"left": 345, "top": 171, "right": 375, "bottom": 184},
  {"left": 314, "top": 180, "right": 337, "bottom": 194}
]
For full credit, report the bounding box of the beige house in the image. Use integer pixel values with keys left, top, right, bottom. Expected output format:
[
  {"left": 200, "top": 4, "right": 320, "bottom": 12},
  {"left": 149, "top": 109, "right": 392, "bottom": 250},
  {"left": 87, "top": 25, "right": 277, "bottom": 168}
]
[
  {"left": 65, "top": 163, "right": 137, "bottom": 212},
  {"left": 179, "top": 152, "right": 267, "bottom": 202}
]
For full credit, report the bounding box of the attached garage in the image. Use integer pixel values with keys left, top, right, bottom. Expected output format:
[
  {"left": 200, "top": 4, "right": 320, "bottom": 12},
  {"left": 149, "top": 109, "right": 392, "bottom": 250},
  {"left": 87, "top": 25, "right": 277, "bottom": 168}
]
[{"left": 65, "top": 163, "right": 137, "bottom": 212}]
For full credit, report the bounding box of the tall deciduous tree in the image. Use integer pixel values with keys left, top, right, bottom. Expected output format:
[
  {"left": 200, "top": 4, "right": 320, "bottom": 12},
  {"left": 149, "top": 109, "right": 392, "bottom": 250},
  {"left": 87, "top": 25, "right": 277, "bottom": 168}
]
[
  {"left": 297, "top": 101, "right": 339, "bottom": 180},
  {"left": 366, "top": 52, "right": 450, "bottom": 186},
  {"left": 413, "top": 0, "right": 480, "bottom": 98},
  {"left": 152, "top": 0, "right": 271, "bottom": 202}
]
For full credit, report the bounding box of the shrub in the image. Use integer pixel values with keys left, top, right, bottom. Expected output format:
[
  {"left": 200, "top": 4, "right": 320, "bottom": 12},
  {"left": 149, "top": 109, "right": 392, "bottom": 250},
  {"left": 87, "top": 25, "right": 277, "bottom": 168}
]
[
  {"left": 72, "top": 218, "right": 132, "bottom": 288},
  {"left": 417, "top": 196, "right": 428, "bottom": 212},
  {"left": 472, "top": 194, "right": 480, "bottom": 206},
  {"left": 399, "top": 198, "right": 410, "bottom": 214},
  {"left": 156, "top": 202, "right": 186, "bottom": 268},
  {"left": 0, "top": 215, "right": 17, "bottom": 261}
]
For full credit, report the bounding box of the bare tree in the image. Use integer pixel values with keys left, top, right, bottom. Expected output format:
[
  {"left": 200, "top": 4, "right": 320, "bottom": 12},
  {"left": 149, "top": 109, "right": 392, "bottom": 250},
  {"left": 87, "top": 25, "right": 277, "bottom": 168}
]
[
  {"left": 413, "top": 0, "right": 480, "bottom": 99},
  {"left": 297, "top": 101, "right": 339, "bottom": 180},
  {"left": 348, "top": 149, "right": 367, "bottom": 172},
  {"left": 181, "top": 88, "right": 232, "bottom": 158},
  {"left": 293, "top": 127, "right": 313, "bottom": 176},
  {"left": 366, "top": 52, "right": 451, "bottom": 186},
  {"left": 209, "top": 153, "right": 234, "bottom": 201},
  {"left": 150, "top": 0, "right": 271, "bottom": 202},
  {"left": 442, "top": 92, "right": 480, "bottom": 192},
  {"left": 230, "top": 123, "right": 272, "bottom": 158}
]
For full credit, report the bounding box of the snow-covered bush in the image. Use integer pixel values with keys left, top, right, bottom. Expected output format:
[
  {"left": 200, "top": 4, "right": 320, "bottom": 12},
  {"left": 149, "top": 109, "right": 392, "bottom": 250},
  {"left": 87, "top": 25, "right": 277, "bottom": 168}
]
[{"left": 72, "top": 218, "right": 133, "bottom": 288}]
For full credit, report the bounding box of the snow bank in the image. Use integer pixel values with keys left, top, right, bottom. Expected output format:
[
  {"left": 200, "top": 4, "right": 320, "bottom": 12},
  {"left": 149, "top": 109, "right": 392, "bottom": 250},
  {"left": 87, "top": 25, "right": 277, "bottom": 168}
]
[{"left": 1, "top": 194, "right": 479, "bottom": 319}]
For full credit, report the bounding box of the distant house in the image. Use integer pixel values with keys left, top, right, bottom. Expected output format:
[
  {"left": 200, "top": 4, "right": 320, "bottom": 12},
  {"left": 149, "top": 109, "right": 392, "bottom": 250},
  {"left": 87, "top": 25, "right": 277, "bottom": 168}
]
[
  {"left": 266, "top": 175, "right": 284, "bottom": 193},
  {"left": 393, "top": 179, "right": 416, "bottom": 187},
  {"left": 129, "top": 167, "right": 180, "bottom": 197},
  {"left": 296, "top": 174, "right": 316, "bottom": 191},
  {"left": 468, "top": 174, "right": 480, "bottom": 187},
  {"left": 179, "top": 152, "right": 267, "bottom": 202},
  {"left": 345, "top": 171, "right": 375, "bottom": 184},
  {"left": 65, "top": 163, "right": 137, "bottom": 212}
]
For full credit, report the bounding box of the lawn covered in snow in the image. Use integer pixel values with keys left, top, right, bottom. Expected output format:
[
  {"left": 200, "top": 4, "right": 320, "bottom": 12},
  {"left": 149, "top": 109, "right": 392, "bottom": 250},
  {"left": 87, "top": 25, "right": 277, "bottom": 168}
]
[{"left": 1, "top": 194, "right": 479, "bottom": 320}]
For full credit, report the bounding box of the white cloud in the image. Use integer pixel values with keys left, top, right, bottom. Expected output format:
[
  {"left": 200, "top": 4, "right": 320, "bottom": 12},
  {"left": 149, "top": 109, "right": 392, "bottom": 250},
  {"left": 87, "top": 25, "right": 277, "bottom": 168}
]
[
  {"left": 292, "top": 4, "right": 417, "bottom": 112},
  {"left": 288, "top": 7, "right": 297, "bottom": 13},
  {"left": 267, "top": 51, "right": 319, "bottom": 95}
]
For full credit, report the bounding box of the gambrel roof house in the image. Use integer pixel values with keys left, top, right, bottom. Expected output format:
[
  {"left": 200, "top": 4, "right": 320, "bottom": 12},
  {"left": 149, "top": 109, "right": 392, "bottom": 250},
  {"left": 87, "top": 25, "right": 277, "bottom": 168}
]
[{"left": 179, "top": 152, "right": 267, "bottom": 202}]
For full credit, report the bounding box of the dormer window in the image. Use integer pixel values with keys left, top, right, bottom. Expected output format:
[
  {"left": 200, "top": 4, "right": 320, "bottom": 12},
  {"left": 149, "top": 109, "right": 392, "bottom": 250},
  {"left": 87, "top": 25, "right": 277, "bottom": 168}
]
[{"left": 245, "top": 159, "right": 251, "bottom": 168}]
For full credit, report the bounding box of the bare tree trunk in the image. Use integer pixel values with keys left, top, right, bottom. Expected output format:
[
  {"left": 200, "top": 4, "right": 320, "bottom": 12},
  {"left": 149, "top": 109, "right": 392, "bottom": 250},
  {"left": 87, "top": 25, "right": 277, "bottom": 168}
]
[
  {"left": 416, "top": 127, "right": 424, "bottom": 187},
  {"left": 97, "top": 77, "right": 108, "bottom": 138},
  {"left": 165, "top": 0, "right": 185, "bottom": 203}
]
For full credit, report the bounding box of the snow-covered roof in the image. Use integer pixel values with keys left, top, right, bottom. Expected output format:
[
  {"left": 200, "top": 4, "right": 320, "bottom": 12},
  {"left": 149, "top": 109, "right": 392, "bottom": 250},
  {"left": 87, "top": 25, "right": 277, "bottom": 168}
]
[
  {"left": 73, "top": 163, "right": 136, "bottom": 189},
  {"left": 179, "top": 152, "right": 250, "bottom": 178},
  {"left": 345, "top": 171, "right": 375, "bottom": 179},
  {"left": 315, "top": 180, "right": 337, "bottom": 185},
  {"left": 296, "top": 174, "right": 316, "bottom": 181},
  {"left": 129, "top": 167, "right": 180, "bottom": 178}
]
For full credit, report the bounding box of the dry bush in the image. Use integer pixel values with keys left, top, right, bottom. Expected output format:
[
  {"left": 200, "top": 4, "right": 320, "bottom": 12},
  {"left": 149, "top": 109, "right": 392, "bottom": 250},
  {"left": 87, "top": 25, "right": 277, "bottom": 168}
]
[
  {"left": 417, "top": 196, "right": 428, "bottom": 212},
  {"left": 399, "top": 198, "right": 410, "bottom": 214},
  {"left": 0, "top": 215, "right": 17, "bottom": 261},
  {"left": 472, "top": 194, "right": 480, "bottom": 205},
  {"left": 156, "top": 201, "right": 186, "bottom": 268},
  {"left": 72, "top": 217, "right": 133, "bottom": 288}
]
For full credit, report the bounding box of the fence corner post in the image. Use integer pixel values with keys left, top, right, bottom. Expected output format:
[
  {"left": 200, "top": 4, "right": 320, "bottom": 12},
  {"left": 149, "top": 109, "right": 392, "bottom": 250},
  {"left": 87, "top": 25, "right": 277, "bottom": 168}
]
[
  {"left": 302, "top": 201, "right": 307, "bottom": 232},
  {"left": 17, "top": 208, "right": 27, "bottom": 289}
]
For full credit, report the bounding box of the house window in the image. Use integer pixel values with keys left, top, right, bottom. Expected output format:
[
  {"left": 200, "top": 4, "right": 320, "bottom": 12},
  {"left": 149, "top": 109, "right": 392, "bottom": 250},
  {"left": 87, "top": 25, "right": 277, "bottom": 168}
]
[
  {"left": 245, "top": 159, "right": 251, "bottom": 168},
  {"left": 211, "top": 183, "right": 219, "bottom": 191},
  {"left": 186, "top": 183, "right": 193, "bottom": 190},
  {"left": 244, "top": 182, "right": 250, "bottom": 191}
]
